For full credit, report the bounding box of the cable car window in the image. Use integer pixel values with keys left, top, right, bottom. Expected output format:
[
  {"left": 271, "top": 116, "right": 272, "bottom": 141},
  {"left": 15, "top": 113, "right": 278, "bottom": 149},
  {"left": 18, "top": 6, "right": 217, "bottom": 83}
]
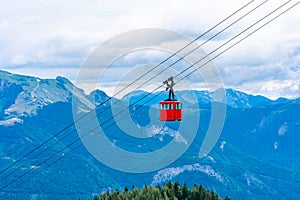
[
  {"left": 160, "top": 104, "right": 163, "bottom": 110},
  {"left": 170, "top": 104, "right": 173, "bottom": 110},
  {"left": 176, "top": 103, "right": 181, "bottom": 110},
  {"left": 164, "top": 104, "right": 169, "bottom": 110}
]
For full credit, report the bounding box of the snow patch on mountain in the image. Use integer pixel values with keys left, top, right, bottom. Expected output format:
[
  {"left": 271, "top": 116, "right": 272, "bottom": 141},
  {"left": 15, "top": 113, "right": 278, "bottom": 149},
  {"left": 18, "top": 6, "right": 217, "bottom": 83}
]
[
  {"left": 30, "top": 165, "right": 40, "bottom": 169},
  {"left": 205, "top": 155, "right": 216, "bottom": 162},
  {"left": 259, "top": 117, "right": 267, "bottom": 128},
  {"left": 151, "top": 163, "right": 224, "bottom": 186},
  {"left": 179, "top": 92, "right": 198, "bottom": 104},
  {"left": 27, "top": 80, "right": 40, "bottom": 104},
  {"left": 24, "top": 137, "right": 33, "bottom": 143},
  {"left": 0, "top": 117, "right": 23, "bottom": 126},
  {"left": 220, "top": 141, "right": 226, "bottom": 151},
  {"left": 243, "top": 173, "right": 264, "bottom": 188},
  {"left": 1, "top": 156, "right": 11, "bottom": 160},
  {"left": 174, "top": 132, "right": 188, "bottom": 145},
  {"left": 278, "top": 123, "right": 288, "bottom": 136},
  {"left": 274, "top": 141, "right": 279, "bottom": 149},
  {"left": 146, "top": 125, "right": 187, "bottom": 145}
]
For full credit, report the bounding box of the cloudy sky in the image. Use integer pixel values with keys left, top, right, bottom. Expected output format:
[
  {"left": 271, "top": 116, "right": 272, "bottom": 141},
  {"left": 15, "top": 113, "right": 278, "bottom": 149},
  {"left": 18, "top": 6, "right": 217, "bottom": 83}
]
[{"left": 0, "top": 0, "right": 300, "bottom": 99}]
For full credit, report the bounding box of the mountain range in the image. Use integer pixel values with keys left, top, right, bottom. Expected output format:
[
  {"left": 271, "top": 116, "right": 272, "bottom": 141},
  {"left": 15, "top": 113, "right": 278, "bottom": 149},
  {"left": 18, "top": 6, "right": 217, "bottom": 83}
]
[{"left": 0, "top": 70, "right": 299, "bottom": 200}]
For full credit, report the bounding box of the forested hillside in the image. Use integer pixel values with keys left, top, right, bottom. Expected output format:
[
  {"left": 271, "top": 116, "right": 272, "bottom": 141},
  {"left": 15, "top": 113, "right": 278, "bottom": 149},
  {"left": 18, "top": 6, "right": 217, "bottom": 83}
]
[{"left": 91, "top": 181, "right": 230, "bottom": 200}]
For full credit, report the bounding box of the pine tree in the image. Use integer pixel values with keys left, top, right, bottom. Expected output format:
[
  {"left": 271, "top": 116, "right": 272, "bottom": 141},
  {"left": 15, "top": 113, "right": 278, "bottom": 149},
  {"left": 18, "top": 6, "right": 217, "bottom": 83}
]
[
  {"left": 167, "top": 181, "right": 173, "bottom": 190},
  {"left": 182, "top": 182, "right": 189, "bottom": 200},
  {"left": 199, "top": 185, "right": 205, "bottom": 200},
  {"left": 190, "top": 184, "right": 197, "bottom": 200},
  {"left": 124, "top": 186, "right": 129, "bottom": 193},
  {"left": 111, "top": 190, "right": 119, "bottom": 200},
  {"left": 163, "top": 191, "right": 170, "bottom": 200},
  {"left": 210, "top": 190, "right": 216, "bottom": 200},
  {"left": 157, "top": 184, "right": 162, "bottom": 192},
  {"left": 174, "top": 181, "right": 182, "bottom": 199}
]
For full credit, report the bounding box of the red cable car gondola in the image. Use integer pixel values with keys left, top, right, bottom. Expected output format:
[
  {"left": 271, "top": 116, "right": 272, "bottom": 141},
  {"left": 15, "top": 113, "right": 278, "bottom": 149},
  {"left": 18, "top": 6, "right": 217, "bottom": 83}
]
[
  {"left": 159, "top": 100, "right": 182, "bottom": 121},
  {"left": 159, "top": 77, "right": 182, "bottom": 121}
]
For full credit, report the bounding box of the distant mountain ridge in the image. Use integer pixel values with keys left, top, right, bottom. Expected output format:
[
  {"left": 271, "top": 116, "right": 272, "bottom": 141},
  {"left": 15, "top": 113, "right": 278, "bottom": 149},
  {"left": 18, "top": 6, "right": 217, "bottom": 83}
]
[
  {"left": 122, "top": 88, "right": 290, "bottom": 109},
  {"left": 0, "top": 69, "right": 294, "bottom": 124},
  {"left": 0, "top": 70, "right": 293, "bottom": 116}
]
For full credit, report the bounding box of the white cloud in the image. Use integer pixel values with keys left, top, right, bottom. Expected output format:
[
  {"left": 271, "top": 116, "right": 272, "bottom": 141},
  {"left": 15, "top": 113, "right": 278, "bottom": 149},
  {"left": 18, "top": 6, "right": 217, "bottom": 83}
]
[{"left": 0, "top": 0, "right": 299, "bottom": 99}]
